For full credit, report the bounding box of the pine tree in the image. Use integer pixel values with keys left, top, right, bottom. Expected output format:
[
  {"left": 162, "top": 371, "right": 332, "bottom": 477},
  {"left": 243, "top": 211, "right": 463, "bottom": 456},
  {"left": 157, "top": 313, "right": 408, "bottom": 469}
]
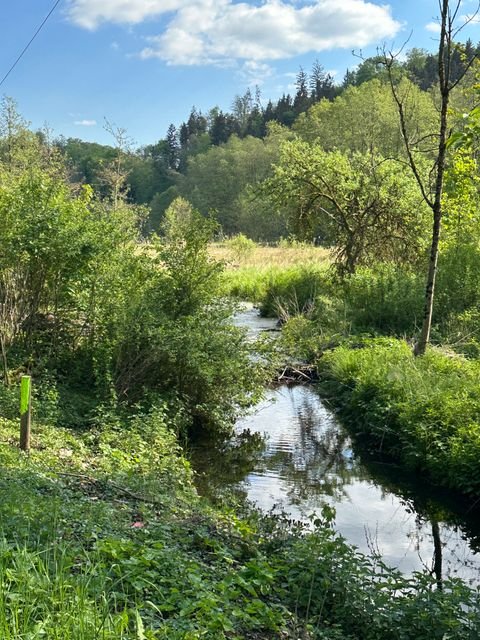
[
  {"left": 310, "top": 60, "right": 326, "bottom": 102},
  {"left": 179, "top": 123, "right": 189, "bottom": 149},
  {"left": 343, "top": 69, "right": 357, "bottom": 88},
  {"left": 166, "top": 124, "right": 179, "bottom": 170},
  {"left": 293, "top": 67, "right": 310, "bottom": 115},
  {"left": 276, "top": 94, "right": 295, "bottom": 127},
  {"left": 263, "top": 100, "right": 276, "bottom": 124},
  {"left": 210, "top": 112, "right": 228, "bottom": 145}
]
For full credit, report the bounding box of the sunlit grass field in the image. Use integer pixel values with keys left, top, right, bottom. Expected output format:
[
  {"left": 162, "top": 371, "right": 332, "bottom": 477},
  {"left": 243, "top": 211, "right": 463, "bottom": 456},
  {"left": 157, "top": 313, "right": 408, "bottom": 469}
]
[
  {"left": 212, "top": 241, "right": 332, "bottom": 313},
  {"left": 209, "top": 241, "right": 331, "bottom": 269}
]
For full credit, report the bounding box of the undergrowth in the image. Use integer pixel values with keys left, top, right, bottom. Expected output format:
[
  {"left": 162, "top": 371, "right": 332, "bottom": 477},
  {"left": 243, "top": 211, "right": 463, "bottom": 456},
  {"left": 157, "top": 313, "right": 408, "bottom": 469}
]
[{"left": 0, "top": 407, "right": 477, "bottom": 638}]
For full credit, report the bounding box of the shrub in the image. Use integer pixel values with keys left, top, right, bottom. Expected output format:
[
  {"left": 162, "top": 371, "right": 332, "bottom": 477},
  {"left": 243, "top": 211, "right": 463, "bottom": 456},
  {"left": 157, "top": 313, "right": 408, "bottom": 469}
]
[{"left": 225, "top": 233, "right": 257, "bottom": 262}]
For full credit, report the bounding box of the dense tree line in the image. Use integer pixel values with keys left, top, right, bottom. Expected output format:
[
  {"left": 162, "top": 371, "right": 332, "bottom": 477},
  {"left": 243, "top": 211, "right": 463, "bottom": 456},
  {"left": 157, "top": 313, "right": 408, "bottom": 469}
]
[{"left": 51, "top": 39, "right": 480, "bottom": 242}]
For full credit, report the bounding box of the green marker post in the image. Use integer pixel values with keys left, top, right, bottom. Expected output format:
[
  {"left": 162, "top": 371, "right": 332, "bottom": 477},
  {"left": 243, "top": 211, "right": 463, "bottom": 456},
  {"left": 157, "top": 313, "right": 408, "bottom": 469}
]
[{"left": 20, "top": 375, "right": 31, "bottom": 452}]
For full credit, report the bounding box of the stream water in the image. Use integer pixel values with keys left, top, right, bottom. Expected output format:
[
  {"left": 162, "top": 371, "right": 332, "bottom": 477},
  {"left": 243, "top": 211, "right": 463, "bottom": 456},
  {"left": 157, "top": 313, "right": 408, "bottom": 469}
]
[{"left": 192, "top": 306, "right": 480, "bottom": 586}]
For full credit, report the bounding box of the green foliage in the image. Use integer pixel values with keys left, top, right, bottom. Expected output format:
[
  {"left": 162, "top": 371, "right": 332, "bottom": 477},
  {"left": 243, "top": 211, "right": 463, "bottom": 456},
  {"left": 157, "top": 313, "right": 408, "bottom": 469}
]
[
  {"left": 225, "top": 233, "right": 257, "bottom": 262},
  {"left": 179, "top": 125, "right": 292, "bottom": 235},
  {"left": 294, "top": 78, "right": 437, "bottom": 159},
  {"left": 228, "top": 249, "right": 480, "bottom": 350},
  {"left": 0, "top": 413, "right": 476, "bottom": 639},
  {"left": 260, "top": 266, "right": 331, "bottom": 318},
  {"left": 92, "top": 197, "right": 268, "bottom": 432},
  {"left": 0, "top": 164, "right": 138, "bottom": 385},
  {"left": 222, "top": 265, "right": 275, "bottom": 303},
  {"left": 59, "top": 137, "right": 175, "bottom": 214},
  {"left": 0, "top": 115, "right": 266, "bottom": 436},
  {"left": 223, "top": 263, "right": 331, "bottom": 319},
  {"left": 146, "top": 186, "right": 179, "bottom": 233},
  {"left": 319, "top": 339, "right": 480, "bottom": 497},
  {"left": 341, "top": 265, "right": 424, "bottom": 334},
  {"left": 270, "top": 512, "right": 480, "bottom": 640},
  {"left": 265, "top": 140, "right": 429, "bottom": 274},
  {"left": 442, "top": 150, "right": 480, "bottom": 257}
]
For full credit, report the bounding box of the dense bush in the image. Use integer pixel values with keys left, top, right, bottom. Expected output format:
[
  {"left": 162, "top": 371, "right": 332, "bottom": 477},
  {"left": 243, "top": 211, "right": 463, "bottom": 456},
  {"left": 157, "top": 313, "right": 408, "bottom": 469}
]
[
  {"left": 224, "top": 233, "right": 257, "bottom": 262},
  {"left": 0, "top": 147, "right": 265, "bottom": 434},
  {"left": 96, "top": 198, "right": 266, "bottom": 433}
]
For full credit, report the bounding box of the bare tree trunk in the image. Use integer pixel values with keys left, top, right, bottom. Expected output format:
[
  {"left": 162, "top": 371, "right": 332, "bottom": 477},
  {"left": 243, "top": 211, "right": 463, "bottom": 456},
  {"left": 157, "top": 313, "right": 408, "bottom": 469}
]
[
  {"left": 385, "top": 0, "right": 478, "bottom": 356},
  {"left": 0, "top": 334, "right": 9, "bottom": 387},
  {"left": 414, "top": 31, "right": 450, "bottom": 355}
]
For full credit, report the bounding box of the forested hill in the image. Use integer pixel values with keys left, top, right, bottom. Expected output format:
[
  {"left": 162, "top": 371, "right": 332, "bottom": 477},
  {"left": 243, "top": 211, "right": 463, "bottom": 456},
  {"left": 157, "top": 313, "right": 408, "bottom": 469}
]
[{"left": 56, "top": 41, "right": 480, "bottom": 240}]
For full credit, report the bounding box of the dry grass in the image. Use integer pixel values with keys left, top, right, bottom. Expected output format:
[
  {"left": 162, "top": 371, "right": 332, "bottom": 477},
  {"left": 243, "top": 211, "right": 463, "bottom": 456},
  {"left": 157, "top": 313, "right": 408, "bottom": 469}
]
[{"left": 209, "top": 243, "right": 332, "bottom": 270}]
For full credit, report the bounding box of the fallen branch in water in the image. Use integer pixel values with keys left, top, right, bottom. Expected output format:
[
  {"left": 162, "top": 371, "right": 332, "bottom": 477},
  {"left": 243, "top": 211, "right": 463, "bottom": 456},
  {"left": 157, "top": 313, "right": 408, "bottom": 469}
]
[{"left": 276, "top": 363, "right": 318, "bottom": 384}]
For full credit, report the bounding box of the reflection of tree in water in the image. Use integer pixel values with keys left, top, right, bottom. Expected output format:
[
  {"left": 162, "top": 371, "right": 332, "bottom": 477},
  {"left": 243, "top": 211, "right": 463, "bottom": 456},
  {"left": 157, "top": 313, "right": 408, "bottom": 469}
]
[
  {"left": 259, "top": 387, "right": 370, "bottom": 506},
  {"left": 406, "top": 513, "right": 480, "bottom": 586},
  {"left": 363, "top": 458, "right": 480, "bottom": 584},
  {"left": 192, "top": 383, "right": 480, "bottom": 583},
  {"left": 189, "top": 428, "right": 265, "bottom": 502}
]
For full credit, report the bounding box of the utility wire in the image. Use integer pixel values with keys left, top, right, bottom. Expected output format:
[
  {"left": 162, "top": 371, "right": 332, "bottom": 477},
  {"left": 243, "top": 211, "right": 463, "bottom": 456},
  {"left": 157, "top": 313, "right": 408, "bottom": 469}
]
[{"left": 0, "top": 0, "right": 63, "bottom": 90}]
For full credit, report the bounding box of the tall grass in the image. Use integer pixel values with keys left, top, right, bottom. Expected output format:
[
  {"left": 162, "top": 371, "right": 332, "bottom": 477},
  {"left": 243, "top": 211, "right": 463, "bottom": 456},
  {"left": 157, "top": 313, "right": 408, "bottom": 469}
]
[
  {"left": 211, "top": 241, "right": 331, "bottom": 269},
  {"left": 0, "top": 544, "right": 130, "bottom": 639},
  {"left": 223, "top": 264, "right": 331, "bottom": 315},
  {"left": 319, "top": 338, "right": 480, "bottom": 497}
]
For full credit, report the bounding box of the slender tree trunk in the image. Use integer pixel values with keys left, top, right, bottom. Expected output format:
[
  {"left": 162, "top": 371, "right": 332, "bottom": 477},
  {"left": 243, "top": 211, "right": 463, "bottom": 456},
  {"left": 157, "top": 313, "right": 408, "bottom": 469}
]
[
  {"left": 414, "top": 0, "right": 450, "bottom": 356},
  {"left": 0, "top": 334, "right": 9, "bottom": 387},
  {"left": 415, "top": 212, "right": 442, "bottom": 356},
  {"left": 414, "top": 106, "right": 448, "bottom": 356}
]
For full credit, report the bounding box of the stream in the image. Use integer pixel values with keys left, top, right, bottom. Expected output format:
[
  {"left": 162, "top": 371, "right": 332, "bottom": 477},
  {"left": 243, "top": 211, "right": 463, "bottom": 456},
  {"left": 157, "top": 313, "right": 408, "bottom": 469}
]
[{"left": 192, "top": 306, "right": 480, "bottom": 586}]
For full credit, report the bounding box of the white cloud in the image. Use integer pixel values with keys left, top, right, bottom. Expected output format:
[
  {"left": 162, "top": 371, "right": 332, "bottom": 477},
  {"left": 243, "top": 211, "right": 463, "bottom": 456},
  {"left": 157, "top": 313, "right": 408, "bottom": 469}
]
[
  {"left": 74, "top": 119, "right": 97, "bottom": 126},
  {"left": 460, "top": 13, "right": 480, "bottom": 25},
  {"left": 144, "top": 1, "right": 401, "bottom": 65},
  {"left": 67, "top": 0, "right": 189, "bottom": 30},
  {"left": 69, "top": 0, "right": 401, "bottom": 66},
  {"left": 425, "top": 21, "right": 441, "bottom": 33},
  {"left": 239, "top": 60, "right": 274, "bottom": 86}
]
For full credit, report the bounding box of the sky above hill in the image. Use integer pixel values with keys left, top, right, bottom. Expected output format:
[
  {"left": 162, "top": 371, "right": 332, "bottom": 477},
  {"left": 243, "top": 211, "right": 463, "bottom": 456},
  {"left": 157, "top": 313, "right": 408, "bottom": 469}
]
[{"left": 1, "top": 0, "right": 480, "bottom": 146}]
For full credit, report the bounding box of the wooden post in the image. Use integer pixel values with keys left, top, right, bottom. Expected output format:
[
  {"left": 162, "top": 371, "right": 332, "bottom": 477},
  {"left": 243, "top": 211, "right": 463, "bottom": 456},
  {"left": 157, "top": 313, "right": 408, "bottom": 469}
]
[{"left": 20, "top": 375, "right": 31, "bottom": 452}]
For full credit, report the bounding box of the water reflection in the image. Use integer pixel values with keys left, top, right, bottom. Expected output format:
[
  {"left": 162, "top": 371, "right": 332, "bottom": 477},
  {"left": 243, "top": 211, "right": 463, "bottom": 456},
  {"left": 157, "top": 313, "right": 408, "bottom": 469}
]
[
  {"left": 192, "top": 385, "right": 480, "bottom": 585},
  {"left": 249, "top": 389, "right": 357, "bottom": 505}
]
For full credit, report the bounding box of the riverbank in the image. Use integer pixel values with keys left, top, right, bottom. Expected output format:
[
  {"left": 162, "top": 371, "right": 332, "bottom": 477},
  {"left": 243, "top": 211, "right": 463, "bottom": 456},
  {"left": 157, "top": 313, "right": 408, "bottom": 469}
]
[
  {"left": 226, "top": 255, "right": 480, "bottom": 505},
  {"left": 317, "top": 338, "right": 480, "bottom": 501},
  {"left": 1, "top": 407, "right": 479, "bottom": 638}
]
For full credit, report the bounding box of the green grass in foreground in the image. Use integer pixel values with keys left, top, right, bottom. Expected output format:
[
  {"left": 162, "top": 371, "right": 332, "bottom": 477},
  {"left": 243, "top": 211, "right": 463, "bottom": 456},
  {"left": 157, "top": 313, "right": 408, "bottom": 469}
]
[
  {"left": 318, "top": 338, "right": 480, "bottom": 499},
  {"left": 0, "top": 404, "right": 478, "bottom": 638}
]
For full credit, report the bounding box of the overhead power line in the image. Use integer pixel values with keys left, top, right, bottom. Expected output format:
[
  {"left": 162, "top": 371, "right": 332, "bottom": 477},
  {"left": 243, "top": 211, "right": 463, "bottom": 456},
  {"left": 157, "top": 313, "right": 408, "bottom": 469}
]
[{"left": 0, "top": 0, "right": 63, "bottom": 90}]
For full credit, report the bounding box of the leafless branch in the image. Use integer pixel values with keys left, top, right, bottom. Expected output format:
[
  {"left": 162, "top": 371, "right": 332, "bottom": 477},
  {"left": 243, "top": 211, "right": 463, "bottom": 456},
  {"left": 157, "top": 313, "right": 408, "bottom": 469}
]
[{"left": 383, "top": 52, "right": 434, "bottom": 208}]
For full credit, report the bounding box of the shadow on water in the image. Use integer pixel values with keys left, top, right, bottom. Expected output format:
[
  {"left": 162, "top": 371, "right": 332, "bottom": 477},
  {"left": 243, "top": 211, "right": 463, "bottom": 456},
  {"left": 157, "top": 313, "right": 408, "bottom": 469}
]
[{"left": 191, "top": 384, "right": 480, "bottom": 585}]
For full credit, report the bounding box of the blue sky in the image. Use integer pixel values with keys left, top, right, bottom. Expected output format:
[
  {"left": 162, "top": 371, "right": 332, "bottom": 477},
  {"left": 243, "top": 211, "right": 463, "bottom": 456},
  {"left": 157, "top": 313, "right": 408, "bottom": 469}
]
[{"left": 1, "top": 0, "right": 479, "bottom": 146}]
